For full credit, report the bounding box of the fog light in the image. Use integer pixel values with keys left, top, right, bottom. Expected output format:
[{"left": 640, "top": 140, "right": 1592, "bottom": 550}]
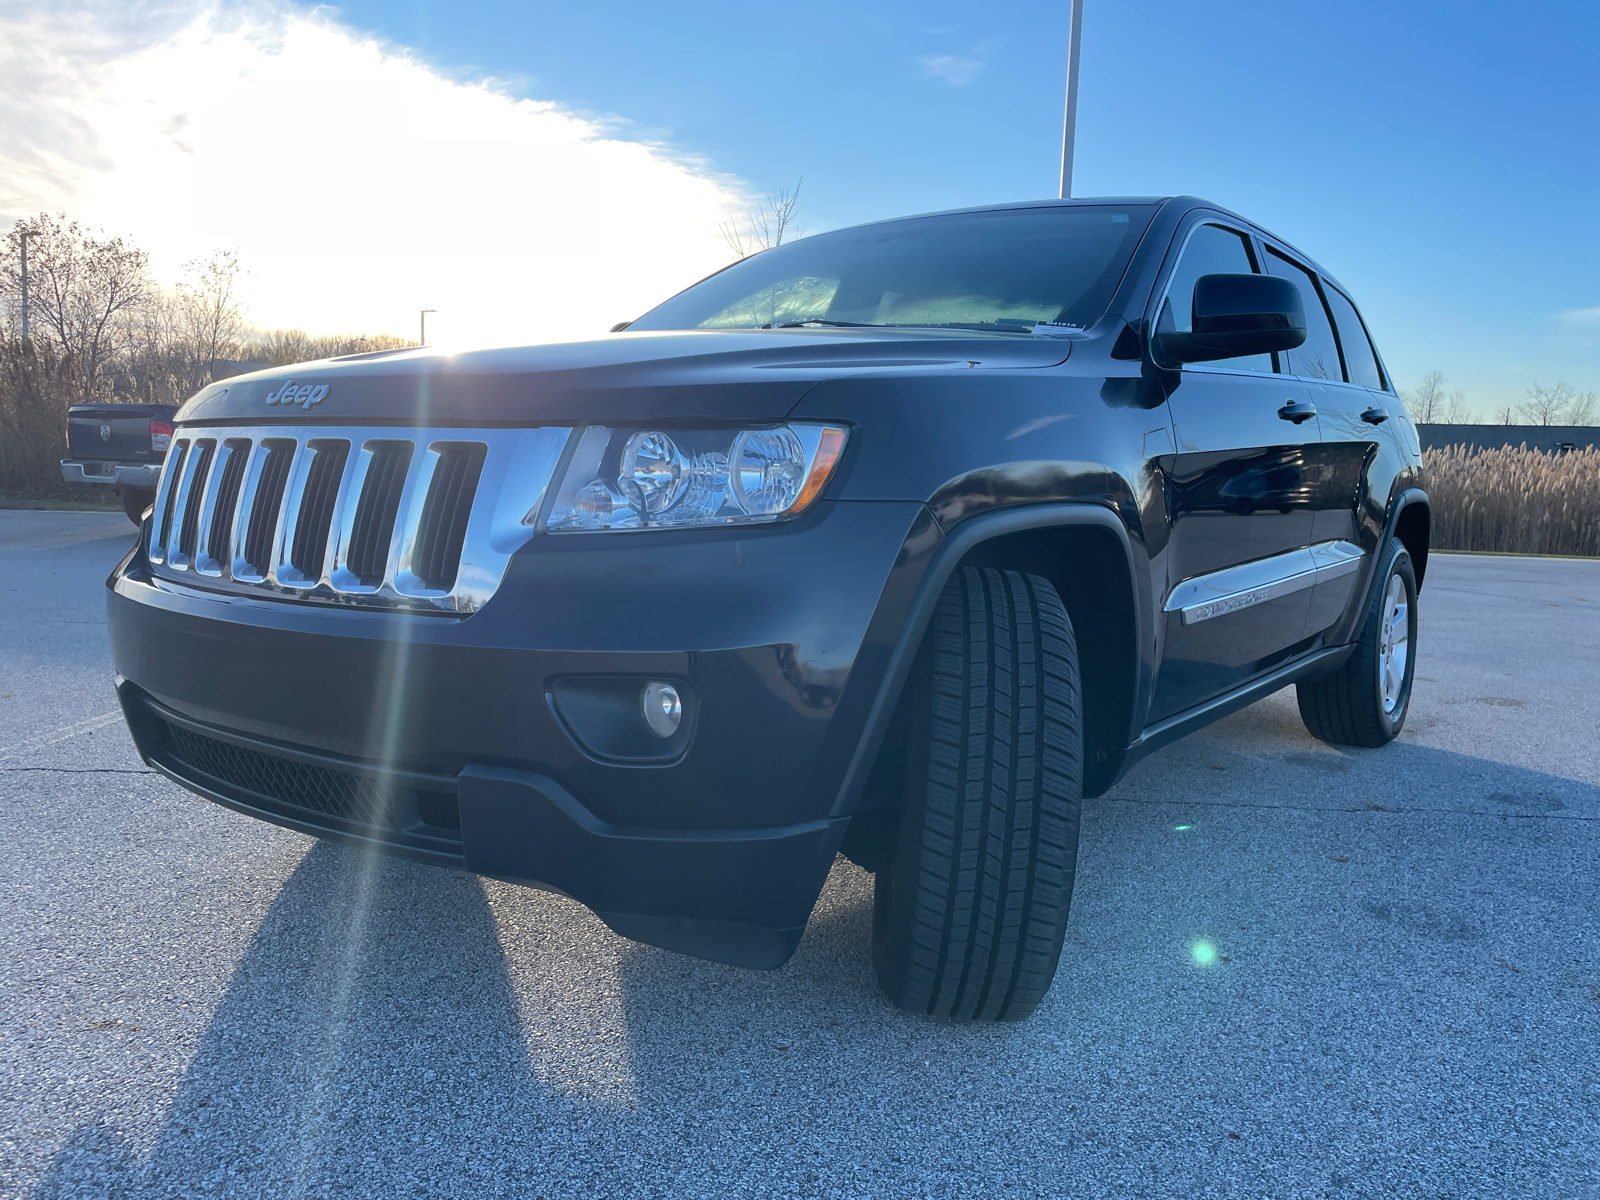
[{"left": 641, "top": 681, "right": 682, "bottom": 738}]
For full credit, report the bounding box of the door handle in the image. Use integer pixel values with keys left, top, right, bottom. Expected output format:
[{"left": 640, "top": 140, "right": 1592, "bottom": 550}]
[
  {"left": 1278, "top": 399, "right": 1317, "bottom": 424},
  {"left": 1361, "top": 405, "right": 1389, "bottom": 424}
]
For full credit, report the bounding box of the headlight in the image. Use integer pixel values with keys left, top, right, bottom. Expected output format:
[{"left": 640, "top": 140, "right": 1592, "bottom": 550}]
[{"left": 543, "top": 423, "right": 847, "bottom": 532}]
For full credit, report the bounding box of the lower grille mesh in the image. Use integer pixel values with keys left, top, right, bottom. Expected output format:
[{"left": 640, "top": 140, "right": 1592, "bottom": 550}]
[
  {"left": 160, "top": 722, "right": 460, "bottom": 840},
  {"left": 167, "top": 725, "right": 390, "bottom": 825}
]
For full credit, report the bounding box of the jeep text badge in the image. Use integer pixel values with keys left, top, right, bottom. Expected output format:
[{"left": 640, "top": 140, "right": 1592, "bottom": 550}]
[{"left": 264, "top": 380, "right": 328, "bottom": 409}]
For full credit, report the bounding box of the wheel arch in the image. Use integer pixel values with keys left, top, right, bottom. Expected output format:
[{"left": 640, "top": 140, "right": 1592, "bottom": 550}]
[
  {"left": 1392, "top": 491, "right": 1430, "bottom": 589},
  {"left": 835, "top": 502, "right": 1144, "bottom": 853}
]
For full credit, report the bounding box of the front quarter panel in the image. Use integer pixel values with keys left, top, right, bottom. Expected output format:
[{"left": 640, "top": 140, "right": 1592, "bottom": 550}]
[
  {"left": 794, "top": 369, "right": 1165, "bottom": 534},
  {"left": 793, "top": 364, "right": 1169, "bottom": 761}
]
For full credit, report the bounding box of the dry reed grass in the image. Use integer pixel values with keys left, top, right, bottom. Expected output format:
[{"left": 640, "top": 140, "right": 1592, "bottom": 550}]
[{"left": 1424, "top": 444, "right": 1600, "bottom": 557}]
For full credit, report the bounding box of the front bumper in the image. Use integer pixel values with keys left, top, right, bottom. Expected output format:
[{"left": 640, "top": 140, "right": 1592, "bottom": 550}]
[
  {"left": 61, "top": 459, "right": 162, "bottom": 488},
  {"left": 108, "top": 499, "right": 934, "bottom": 967}
]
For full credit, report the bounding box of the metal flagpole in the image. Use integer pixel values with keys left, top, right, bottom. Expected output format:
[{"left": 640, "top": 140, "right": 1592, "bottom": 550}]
[{"left": 1059, "top": 0, "right": 1083, "bottom": 199}]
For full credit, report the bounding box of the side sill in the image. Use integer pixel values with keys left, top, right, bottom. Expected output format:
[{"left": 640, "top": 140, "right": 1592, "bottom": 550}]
[{"left": 1114, "top": 643, "right": 1354, "bottom": 780}]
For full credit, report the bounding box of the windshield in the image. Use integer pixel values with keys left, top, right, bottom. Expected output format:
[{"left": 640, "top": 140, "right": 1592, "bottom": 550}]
[{"left": 629, "top": 205, "right": 1154, "bottom": 335}]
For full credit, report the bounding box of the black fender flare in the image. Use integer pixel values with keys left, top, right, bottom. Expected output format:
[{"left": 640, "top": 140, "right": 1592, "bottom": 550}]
[
  {"left": 1384, "top": 486, "right": 1431, "bottom": 589},
  {"left": 1371, "top": 487, "right": 1430, "bottom": 604},
  {"left": 829, "top": 501, "right": 1140, "bottom": 818},
  {"left": 1312, "top": 486, "right": 1429, "bottom": 664}
]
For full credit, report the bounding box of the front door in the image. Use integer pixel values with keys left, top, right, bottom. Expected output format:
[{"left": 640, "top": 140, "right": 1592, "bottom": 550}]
[{"left": 1147, "top": 221, "right": 1326, "bottom": 723}]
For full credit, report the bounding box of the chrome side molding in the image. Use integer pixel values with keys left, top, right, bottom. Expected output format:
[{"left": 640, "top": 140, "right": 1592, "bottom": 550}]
[{"left": 1165, "top": 540, "right": 1363, "bottom": 626}]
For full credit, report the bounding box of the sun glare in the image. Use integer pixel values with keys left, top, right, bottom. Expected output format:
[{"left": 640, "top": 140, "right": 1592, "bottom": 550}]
[{"left": 1, "top": 6, "right": 744, "bottom": 348}]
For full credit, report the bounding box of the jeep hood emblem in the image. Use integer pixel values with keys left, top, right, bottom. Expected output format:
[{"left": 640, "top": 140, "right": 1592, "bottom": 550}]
[{"left": 265, "top": 380, "right": 328, "bottom": 409}]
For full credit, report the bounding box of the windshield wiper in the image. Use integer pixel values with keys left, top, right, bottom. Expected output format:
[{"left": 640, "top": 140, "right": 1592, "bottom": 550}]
[
  {"left": 871, "top": 322, "right": 1036, "bottom": 336},
  {"left": 769, "top": 319, "right": 879, "bottom": 329}
]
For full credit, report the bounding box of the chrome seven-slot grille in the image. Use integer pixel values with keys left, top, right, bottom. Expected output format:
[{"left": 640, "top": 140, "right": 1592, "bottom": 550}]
[{"left": 148, "top": 425, "right": 570, "bottom": 613}]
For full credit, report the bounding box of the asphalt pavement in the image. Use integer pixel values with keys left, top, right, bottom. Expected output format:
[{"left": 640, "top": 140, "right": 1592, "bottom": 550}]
[{"left": 2, "top": 510, "right": 1598, "bottom": 1199}]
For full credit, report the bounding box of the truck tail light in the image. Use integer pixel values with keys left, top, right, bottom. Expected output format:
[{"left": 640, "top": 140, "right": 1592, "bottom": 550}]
[{"left": 151, "top": 420, "right": 173, "bottom": 452}]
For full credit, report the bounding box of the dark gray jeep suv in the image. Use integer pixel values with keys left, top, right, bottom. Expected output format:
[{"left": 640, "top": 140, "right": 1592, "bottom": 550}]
[{"left": 107, "top": 196, "right": 1427, "bottom": 1021}]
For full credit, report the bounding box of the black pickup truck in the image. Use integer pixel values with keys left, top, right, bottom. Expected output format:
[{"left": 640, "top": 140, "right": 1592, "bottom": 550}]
[{"left": 60, "top": 403, "right": 179, "bottom": 523}]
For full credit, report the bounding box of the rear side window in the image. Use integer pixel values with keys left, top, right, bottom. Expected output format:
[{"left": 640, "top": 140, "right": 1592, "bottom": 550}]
[
  {"left": 1323, "top": 284, "right": 1385, "bottom": 390},
  {"left": 1263, "top": 248, "right": 1342, "bottom": 381},
  {"left": 1157, "top": 223, "right": 1274, "bottom": 374}
]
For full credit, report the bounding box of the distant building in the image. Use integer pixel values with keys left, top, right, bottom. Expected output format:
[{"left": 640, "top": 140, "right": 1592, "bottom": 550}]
[{"left": 1418, "top": 424, "right": 1599, "bottom": 454}]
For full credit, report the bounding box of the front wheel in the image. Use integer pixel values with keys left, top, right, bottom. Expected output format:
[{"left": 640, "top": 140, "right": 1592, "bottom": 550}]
[
  {"left": 872, "top": 567, "right": 1083, "bottom": 1022},
  {"left": 1297, "top": 537, "right": 1418, "bottom": 747}
]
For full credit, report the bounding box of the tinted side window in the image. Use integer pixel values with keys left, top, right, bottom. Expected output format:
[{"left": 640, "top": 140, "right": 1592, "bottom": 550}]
[
  {"left": 1323, "top": 284, "right": 1384, "bottom": 390},
  {"left": 1158, "top": 223, "right": 1274, "bottom": 374},
  {"left": 1263, "top": 248, "right": 1342, "bottom": 381}
]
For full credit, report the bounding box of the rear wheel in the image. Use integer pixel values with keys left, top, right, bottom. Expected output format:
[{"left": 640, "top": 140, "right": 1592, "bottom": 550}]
[
  {"left": 122, "top": 488, "right": 156, "bottom": 526},
  {"left": 1297, "top": 537, "right": 1417, "bottom": 747},
  {"left": 872, "top": 567, "right": 1083, "bottom": 1022}
]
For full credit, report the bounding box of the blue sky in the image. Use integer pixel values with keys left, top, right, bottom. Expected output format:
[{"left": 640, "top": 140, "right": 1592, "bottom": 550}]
[
  {"left": 5, "top": 1, "right": 1595, "bottom": 410},
  {"left": 323, "top": 0, "right": 1600, "bottom": 412}
]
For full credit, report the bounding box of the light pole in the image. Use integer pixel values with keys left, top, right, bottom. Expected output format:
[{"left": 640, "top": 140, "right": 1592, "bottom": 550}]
[
  {"left": 1059, "top": 0, "right": 1083, "bottom": 199},
  {"left": 18, "top": 229, "right": 35, "bottom": 339},
  {"left": 420, "top": 308, "right": 436, "bottom": 346}
]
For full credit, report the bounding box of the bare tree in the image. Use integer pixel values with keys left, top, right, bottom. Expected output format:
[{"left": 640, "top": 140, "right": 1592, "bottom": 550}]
[
  {"left": 2, "top": 217, "right": 420, "bottom": 497},
  {"left": 248, "top": 328, "right": 414, "bottom": 367},
  {"left": 176, "top": 250, "right": 247, "bottom": 391},
  {"left": 719, "top": 180, "right": 805, "bottom": 262},
  {"left": 1402, "top": 370, "right": 1475, "bottom": 423},
  {"left": 0, "top": 214, "right": 153, "bottom": 401},
  {"left": 123, "top": 252, "right": 251, "bottom": 402},
  {"left": 1517, "top": 381, "right": 1599, "bottom": 426}
]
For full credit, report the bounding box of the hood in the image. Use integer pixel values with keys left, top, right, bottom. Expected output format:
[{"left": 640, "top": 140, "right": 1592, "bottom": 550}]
[{"left": 175, "top": 328, "right": 1072, "bottom": 425}]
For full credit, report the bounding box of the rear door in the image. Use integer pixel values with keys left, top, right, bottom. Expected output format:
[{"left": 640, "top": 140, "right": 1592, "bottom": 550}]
[
  {"left": 1313, "top": 279, "right": 1407, "bottom": 629},
  {"left": 1261, "top": 248, "right": 1385, "bottom": 635},
  {"left": 1148, "top": 220, "right": 1323, "bottom": 723}
]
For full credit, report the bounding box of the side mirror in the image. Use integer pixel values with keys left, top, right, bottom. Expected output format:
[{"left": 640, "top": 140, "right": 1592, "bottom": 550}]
[{"left": 1156, "top": 273, "right": 1307, "bottom": 364}]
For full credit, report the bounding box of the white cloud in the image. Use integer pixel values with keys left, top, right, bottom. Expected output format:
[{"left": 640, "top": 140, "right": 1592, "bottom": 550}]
[
  {"left": 917, "top": 54, "right": 984, "bottom": 86},
  {"left": 1556, "top": 305, "right": 1600, "bottom": 346},
  {"left": 0, "top": 3, "right": 746, "bottom": 347}
]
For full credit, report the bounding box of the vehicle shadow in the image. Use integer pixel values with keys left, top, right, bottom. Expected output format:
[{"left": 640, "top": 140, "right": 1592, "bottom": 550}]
[
  {"left": 27, "top": 704, "right": 1600, "bottom": 1198},
  {"left": 29, "top": 842, "right": 550, "bottom": 1199}
]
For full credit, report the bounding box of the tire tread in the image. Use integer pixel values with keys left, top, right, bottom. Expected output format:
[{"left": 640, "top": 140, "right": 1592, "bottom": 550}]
[
  {"left": 875, "top": 567, "right": 1083, "bottom": 1021},
  {"left": 1297, "top": 537, "right": 1415, "bottom": 748}
]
